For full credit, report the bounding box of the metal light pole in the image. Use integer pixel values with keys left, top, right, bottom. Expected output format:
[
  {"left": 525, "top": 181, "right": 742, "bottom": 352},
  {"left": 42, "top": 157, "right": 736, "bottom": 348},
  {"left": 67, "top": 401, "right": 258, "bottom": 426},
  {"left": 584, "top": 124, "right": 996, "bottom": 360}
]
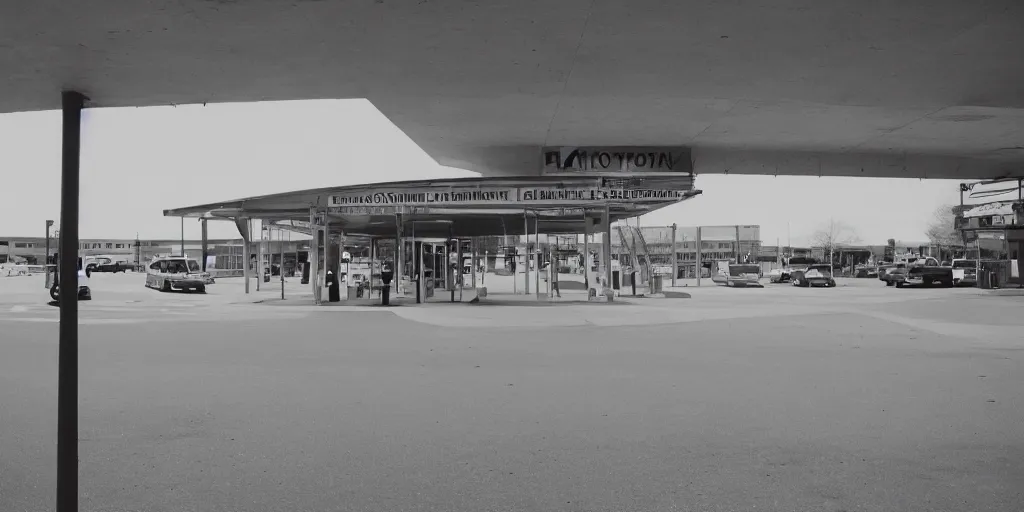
[
  {"left": 45, "top": 220, "right": 54, "bottom": 288},
  {"left": 57, "top": 90, "right": 86, "bottom": 512}
]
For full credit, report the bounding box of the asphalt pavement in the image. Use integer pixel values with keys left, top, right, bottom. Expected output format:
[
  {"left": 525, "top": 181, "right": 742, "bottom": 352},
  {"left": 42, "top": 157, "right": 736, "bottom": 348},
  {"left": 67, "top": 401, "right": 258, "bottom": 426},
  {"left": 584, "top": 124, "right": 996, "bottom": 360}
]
[{"left": 1, "top": 273, "right": 1022, "bottom": 511}]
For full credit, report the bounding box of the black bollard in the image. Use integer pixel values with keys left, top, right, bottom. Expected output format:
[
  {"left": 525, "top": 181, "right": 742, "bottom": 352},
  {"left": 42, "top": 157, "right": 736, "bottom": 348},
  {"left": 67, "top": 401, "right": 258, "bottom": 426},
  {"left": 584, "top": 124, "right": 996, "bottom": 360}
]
[
  {"left": 326, "top": 270, "right": 341, "bottom": 302},
  {"left": 380, "top": 269, "right": 394, "bottom": 306}
]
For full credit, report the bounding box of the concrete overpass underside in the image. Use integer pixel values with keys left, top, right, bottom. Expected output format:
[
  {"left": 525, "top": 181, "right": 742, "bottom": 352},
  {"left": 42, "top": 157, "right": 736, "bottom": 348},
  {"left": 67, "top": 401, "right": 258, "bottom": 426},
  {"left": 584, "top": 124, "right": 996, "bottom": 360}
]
[{"left": 3, "top": 1, "right": 1024, "bottom": 179}]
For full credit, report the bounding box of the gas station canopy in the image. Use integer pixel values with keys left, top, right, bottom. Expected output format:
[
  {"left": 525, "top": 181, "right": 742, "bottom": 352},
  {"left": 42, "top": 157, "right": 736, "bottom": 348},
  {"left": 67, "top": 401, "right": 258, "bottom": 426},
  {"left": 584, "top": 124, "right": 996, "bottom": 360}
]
[{"left": 164, "top": 174, "right": 700, "bottom": 238}]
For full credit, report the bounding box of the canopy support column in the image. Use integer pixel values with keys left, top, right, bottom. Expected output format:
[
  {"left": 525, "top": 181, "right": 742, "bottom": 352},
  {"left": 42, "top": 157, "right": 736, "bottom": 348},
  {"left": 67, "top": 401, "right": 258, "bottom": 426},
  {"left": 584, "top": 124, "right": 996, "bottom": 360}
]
[
  {"left": 583, "top": 211, "right": 590, "bottom": 295},
  {"left": 56, "top": 90, "right": 85, "bottom": 512},
  {"left": 255, "top": 221, "right": 262, "bottom": 292},
  {"left": 671, "top": 223, "right": 678, "bottom": 287},
  {"left": 603, "top": 205, "right": 613, "bottom": 302},
  {"left": 201, "top": 219, "right": 209, "bottom": 271},
  {"left": 534, "top": 214, "right": 540, "bottom": 299},
  {"left": 279, "top": 226, "right": 285, "bottom": 300},
  {"left": 523, "top": 211, "right": 530, "bottom": 295},
  {"left": 470, "top": 238, "right": 477, "bottom": 289},
  {"left": 696, "top": 226, "right": 703, "bottom": 287},
  {"left": 369, "top": 237, "right": 376, "bottom": 299},
  {"left": 310, "top": 208, "right": 320, "bottom": 304},
  {"left": 395, "top": 213, "right": 403, "bottom": 296}
]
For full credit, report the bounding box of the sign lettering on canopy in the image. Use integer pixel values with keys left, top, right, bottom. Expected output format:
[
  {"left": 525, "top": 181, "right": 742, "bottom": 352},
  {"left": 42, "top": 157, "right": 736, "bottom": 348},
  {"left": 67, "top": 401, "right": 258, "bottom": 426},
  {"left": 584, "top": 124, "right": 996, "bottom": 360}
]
[
  {"left": 519, "top": 187, "right": 600, "bottom": 203},
  {"left": 327, "top": 184, "right": 692, "bottom": 210},
  {"left": 542, "top": 146, "right": 693, "bottom": 174},
  {"left": 329, "top": 188, "right": 516, "bottom": 207}
]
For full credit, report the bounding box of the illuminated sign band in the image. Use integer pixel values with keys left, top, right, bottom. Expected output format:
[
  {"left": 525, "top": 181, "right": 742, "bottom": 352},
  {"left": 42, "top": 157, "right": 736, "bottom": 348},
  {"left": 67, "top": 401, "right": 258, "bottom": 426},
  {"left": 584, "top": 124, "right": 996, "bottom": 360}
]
[
  {"left": 330, "top": 188, "right": 515, "bottom": 206},
  {"left": 328, "top": 185, "right": 692, "bottom": 209}
]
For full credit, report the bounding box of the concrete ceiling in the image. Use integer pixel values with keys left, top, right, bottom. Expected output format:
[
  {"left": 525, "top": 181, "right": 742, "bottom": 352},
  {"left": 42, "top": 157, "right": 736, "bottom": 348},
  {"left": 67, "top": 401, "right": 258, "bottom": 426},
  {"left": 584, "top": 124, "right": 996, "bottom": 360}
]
[{"left": 3, "top": 1, "right": 1023, "bottom": 179}]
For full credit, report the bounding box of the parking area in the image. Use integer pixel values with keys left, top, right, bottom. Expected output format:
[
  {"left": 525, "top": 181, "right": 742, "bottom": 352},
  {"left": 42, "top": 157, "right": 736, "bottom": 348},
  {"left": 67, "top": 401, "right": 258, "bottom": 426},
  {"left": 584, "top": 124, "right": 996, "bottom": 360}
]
[{"left": 2, "top": 272, "right": 1023, "bottom": 511}]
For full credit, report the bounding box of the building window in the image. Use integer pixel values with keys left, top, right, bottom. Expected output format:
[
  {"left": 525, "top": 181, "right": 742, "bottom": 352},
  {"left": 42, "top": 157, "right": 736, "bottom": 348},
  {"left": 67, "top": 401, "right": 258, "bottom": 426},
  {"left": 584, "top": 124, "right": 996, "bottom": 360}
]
[
  {"left": 115, "top": 244, "right": 125, "bottom": 249},
  {"left": 14, "top": 242, "right": 33, "bottom": 248},
  {"left": 105, "top": 243, "right": 113, "bottom": 249}
]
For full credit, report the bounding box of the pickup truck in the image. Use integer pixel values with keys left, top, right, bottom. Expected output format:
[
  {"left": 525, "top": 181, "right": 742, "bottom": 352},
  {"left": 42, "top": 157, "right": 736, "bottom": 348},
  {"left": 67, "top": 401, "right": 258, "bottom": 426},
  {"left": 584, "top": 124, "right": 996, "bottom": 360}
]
[
  {"left": 951, "top": 259, "right": 978, "bottom": 286},
  {"left": 901, "top": 257, "right": 955, "bottom": 287}
]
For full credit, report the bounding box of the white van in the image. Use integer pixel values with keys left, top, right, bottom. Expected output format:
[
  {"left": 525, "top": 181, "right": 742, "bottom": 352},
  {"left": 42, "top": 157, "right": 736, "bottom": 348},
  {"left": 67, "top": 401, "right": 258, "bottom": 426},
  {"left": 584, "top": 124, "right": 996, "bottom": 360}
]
[{"left": 145, "top": 256, "right": 209, "bottom": 293}]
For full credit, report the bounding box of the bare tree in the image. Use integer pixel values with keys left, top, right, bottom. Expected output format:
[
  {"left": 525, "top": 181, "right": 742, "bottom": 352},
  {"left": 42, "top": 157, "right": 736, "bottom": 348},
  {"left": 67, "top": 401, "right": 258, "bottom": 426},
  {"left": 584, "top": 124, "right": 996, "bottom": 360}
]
[
  {"left": 925, "top": 204, "right": 961, "bottom": 247},
  {"left": 811, "top": 219, "right": 861, "bottom": 268}
]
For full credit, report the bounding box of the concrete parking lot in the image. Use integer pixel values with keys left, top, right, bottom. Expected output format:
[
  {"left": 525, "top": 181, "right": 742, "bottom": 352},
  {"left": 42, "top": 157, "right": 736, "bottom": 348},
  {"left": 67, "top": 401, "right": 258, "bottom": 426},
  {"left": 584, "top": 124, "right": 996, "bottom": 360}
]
[{"left": 1, "top": 272, "right": 1022, "bottom": 511}]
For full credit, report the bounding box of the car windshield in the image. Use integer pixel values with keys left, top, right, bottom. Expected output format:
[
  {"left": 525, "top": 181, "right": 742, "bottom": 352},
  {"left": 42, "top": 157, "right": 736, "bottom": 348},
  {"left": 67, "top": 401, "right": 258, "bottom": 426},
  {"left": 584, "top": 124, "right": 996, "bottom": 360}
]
[
  {"left": 187, "top": 260, "right": 200, "bottom": 272},
  {"left": 808, "top": 265, "right": 832, "bottom": 274},
  {"left": 953, "top": 260, "right": 977, "bottom": 268}
]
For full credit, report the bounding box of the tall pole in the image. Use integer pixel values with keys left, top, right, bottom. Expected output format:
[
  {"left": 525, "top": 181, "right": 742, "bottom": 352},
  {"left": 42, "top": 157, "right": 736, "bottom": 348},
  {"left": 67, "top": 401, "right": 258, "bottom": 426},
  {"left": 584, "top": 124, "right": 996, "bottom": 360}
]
[
  {"left": 787, "top": 221, "right": 791, "bottom": 258},
  {"left": 671, "top": 223, "right": 678, "bottom": 287},
  {"left": 696, "top": 226, "right": 703, "bottom": 286},
  {"left": 180, "top": 217, "right": 185, "bottom": 257},
  {"left": 57, "top": 90, "right": 85, "bottom": 512},
  {"left": 735, "top": 225, "right": 741, "bottom": 263},
  {"left": 45, "top": 220, "right": 54, "bottom": 288}
]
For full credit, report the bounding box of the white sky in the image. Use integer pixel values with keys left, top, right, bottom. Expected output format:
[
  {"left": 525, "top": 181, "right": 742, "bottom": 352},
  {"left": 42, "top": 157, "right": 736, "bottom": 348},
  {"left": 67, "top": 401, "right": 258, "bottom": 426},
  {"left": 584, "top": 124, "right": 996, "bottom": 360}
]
[{"left": 0, "top": 99, "right": 961, "bottom": 246}]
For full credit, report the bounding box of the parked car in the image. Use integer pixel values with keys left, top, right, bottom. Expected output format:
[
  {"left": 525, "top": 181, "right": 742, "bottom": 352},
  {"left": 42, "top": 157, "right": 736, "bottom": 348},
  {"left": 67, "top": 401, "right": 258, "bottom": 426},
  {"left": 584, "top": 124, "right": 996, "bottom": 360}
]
[
  {"left": 49, "top": 257, "right": 91, "bottom": 301},
  {"left": 93, "top": 259, "right": 131, "bottom": 273},
  {"left": 853, "top": 265, "right": 878, "bottom": 278},
  {"left": 791, "top": 264, "right": 836, "bottom": 287},
  {"left": 951, "top": 259, "right": 978, "bottom": 286},
  {"left": 712, "top": 262, "right": 763, "bottom": 287},
  {"left": 724, "top": 263, "right": 763, "bottom": 287},
  {"left": 145, "top": 256, "right": 209, "bottom": 293},
  {"left": 2, "top": 263, "right": 30, "bottom": 276},
  {"left": 901, "top": 257, "right": 954, "bottom": 288},
  {"left": 768, "top": 257, "right": 817, "bottom": 283},
  {"left": 881, "top": 263, "right": 908, "bottom": 286},
  {"left": 767, "top": 267, "right": 789, "bottom": 283}
]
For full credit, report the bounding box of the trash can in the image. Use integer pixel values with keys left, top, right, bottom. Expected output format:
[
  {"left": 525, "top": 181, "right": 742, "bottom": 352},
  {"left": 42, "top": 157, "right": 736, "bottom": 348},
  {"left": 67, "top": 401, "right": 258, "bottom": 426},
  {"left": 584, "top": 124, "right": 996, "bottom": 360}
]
[{"left": 652, "top": 275, "right": 663, "bottom": 294}]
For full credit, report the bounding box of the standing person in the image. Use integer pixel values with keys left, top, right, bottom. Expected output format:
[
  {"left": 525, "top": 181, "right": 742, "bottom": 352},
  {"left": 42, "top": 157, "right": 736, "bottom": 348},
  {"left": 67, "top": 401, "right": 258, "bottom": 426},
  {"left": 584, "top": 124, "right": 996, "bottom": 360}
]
[{"left": 550, "top": 259, "right": 561, "bottom": 298}]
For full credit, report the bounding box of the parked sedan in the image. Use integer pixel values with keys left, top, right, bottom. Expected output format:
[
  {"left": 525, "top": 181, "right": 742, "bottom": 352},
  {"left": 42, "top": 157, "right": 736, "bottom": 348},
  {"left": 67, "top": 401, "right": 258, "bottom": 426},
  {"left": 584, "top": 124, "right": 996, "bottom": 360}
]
[
  {"left": 791, "top": 264, "right": 837, "bottom": 287},
  {"left": 881, "top": 264, "right": 908, "bottom": 286},
  {"left": 767, "top": 267, "right": 790, "bottom": 283}
]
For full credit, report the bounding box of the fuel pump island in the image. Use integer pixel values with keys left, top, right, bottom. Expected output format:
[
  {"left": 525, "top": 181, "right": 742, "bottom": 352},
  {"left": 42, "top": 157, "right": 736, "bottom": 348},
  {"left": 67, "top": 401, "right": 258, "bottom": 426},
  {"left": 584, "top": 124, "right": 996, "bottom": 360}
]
[{"left": 164, "top": 174, "right": 701, "bottom": 305}]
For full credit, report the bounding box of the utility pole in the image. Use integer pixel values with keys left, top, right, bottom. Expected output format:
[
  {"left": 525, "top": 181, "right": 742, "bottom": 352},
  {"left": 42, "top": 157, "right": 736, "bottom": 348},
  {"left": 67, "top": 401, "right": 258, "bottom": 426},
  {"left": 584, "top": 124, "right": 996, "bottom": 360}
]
[
  {"left": 45, "top": 220, "right": 54, "bottom": 288},
  {"left": 670, "top": 223, "right": 678, "bottom": 287}
]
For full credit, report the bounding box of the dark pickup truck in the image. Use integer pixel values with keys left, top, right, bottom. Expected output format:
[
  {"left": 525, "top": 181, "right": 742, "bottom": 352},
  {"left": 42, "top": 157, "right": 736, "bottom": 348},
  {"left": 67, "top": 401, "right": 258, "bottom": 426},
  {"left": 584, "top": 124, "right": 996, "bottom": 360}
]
[
  {"left": 86, "top": 257, "right": 130, "bottom": 273},
  {"left": 901, "top": 257, "right": 954, "bottom": 287}
]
